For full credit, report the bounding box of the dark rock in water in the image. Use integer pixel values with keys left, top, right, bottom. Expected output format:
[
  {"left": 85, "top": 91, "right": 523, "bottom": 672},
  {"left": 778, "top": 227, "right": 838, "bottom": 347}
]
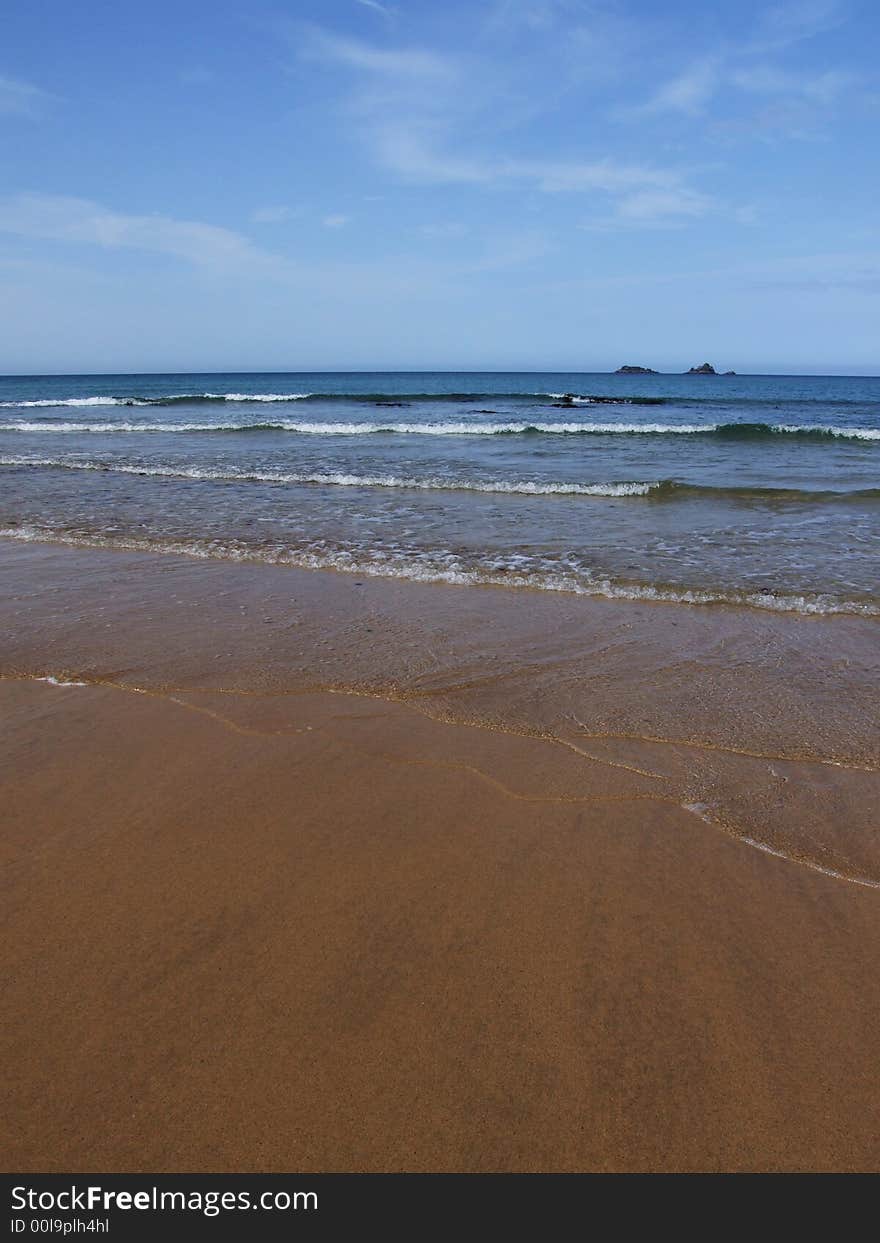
[
  {"left": 723, "top": 370, "right": 736, "bottom": 375},
  {"left": 550, "top": 394, "right": 630, "bottom": 407},
  {"left": 686, "top": 363, "right": 717, "bottom": 374},
  {"left": 615, "top": 365, "right": 658, "bottom": 374},
  {"left": 374, "top": 401, "right": 408, "bottom": 407}
]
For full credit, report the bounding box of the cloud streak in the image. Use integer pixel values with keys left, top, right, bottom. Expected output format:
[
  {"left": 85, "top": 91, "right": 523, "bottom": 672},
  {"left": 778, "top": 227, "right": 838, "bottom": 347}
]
[
  {"left": 305, "top": 31, "right": 452, "bottom": 80},
  {"left": 307, "top": 29, "right": 714, "bottom": 221},
  {"left": 0, "top": 194, "right": 274, "bottom": 269},
  {"left": 0, "top": 73, "right": 55, "bottom": 118},
  {"left": 750, "top": 0, "right": 847, "bottom": 51},
  {"left": 730, "top": 65, "right": 854, "bottom": 103},
  {"left": 625, "top": 1, "right": 854, "bottom": 126},
  {"left": 251, "top": 205, "right": 294, "bottom": 224},
  {"left": 628, "top": 59, "right": 720, "bottom": 117},
  {"left": 354, "top": 0, "right": 395, "bottom": 17}
]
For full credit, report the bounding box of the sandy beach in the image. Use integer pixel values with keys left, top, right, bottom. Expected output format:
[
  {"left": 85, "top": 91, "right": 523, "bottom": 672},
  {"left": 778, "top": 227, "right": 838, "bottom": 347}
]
[
  {"left": 4, "top": 0, "right": 880, "bottom": 1191},
  {"left": 2, "top": 540, "right": 879, "bottom": 1172}
]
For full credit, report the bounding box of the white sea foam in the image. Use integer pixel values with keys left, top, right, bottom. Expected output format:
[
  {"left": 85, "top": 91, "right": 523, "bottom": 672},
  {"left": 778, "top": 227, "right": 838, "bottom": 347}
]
[
  {"left": 775, "top": 423, "right": 880, "bottom": 440},
  {"left": 0, "top": 456, "right": 661, "bottom": 497},
  {"left": 546, "top": 393, "right": 634, "bottom": 405},
  {"left": 0, "top": 392, "right": 313, "bottom": 409},
  {"left": 207, "top": 392, "right": 313, "bottom": 402},
  {"left": 2, "top": 524, "right": 877, "bottom": 617},
  {"left": 0, "top": 417, "right": 877, "bottom": 438},
  {"left": 0, "top": 397, "right": 153, "bottom": 408},
  {"left": 682, "top": 804, "right": 880, "bottom": 889},
  {"left": 36, "top": 675, "right": 88, "bottom": 687},
  {"left": 0, "top": 421, "right": 218, "bottom": 432},
  {"left": 0, "top": 418, "right": 689, "bottom": 434}
]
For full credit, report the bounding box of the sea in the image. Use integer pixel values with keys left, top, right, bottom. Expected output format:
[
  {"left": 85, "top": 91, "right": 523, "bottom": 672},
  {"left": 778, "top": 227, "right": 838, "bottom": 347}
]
[{"left": 2, "top": 370, "right": 879, "bottom": 616}]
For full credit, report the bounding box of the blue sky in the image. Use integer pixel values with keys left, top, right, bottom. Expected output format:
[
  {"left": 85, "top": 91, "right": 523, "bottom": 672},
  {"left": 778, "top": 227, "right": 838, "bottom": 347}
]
[{"left": 1, "top": 0, "right": 878, "bottom": 373}]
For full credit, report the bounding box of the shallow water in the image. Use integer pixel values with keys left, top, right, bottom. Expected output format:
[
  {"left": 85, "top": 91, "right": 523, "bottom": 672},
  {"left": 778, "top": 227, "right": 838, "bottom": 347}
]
[
  {"left": 3, "top": 541, "right": 879, "bottom": 888},
  {"left": 2, "top": 370, "right": 879, "bottom": 613}
]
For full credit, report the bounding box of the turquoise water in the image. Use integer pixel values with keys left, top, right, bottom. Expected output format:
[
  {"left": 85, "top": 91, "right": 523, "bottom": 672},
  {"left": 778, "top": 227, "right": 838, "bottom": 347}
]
[{"left": 1, "top": 371, "right": 879, "bottom": 613}]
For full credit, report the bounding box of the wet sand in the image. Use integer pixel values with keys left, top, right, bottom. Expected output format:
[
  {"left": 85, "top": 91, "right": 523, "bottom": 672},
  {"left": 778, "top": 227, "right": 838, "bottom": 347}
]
[{"left": 2, "top": 541, "right": 879, "bottom": 1171}]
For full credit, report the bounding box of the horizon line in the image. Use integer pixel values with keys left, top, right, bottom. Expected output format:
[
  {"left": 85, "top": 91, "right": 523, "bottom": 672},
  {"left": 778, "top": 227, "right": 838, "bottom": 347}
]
[{"left": 2, "top": 368, "right": 879, "bottom": 380}]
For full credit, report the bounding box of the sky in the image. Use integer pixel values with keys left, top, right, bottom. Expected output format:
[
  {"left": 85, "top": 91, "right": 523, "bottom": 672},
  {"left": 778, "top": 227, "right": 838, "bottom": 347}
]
[{"left": 1, "top": 0, "right": 878, "bottom": 374}]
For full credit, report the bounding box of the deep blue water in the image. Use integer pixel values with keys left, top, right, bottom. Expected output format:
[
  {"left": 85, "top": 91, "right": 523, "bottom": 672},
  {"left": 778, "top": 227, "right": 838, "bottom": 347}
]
[{"left": 1, "top": 371, "right": 879, "bottom": 613}]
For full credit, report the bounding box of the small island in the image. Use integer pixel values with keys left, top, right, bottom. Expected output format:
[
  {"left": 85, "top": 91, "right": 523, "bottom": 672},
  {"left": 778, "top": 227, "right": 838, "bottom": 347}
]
[{"left": 614, "top": 363, "right": 736, "bottom": 375}]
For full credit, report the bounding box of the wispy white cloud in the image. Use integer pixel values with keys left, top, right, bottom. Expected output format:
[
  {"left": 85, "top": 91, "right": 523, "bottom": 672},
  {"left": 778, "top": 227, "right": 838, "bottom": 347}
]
[
  {"left": 369, "top": 120, "right": 701, "bottom": 205},
  {"left": 368, "top": 126, "right": 487, "bottom": 184},
  {"left": 252, "top": 205, "right": 293, "bottom": 224},
  {"left": 468, "top": 229, "right": 553, "bottom": 271},
  {"left": 484, "top": 0, "right": 576, "bottom": 32},
  {"left": 627, "top": 59, "right": 720, "bottom": 117},
  {"left": 305, "top": 31, "right": 452, "bottom": 80},
  {"left": 481, "top": 0, "right": 654, "bottom": 100},
  {"left": 580, "top": 185, "right": 715, "bottom": 232},
  {"left": 750, "top": 0, "right": 846, "bottom": 51},
  {"left": 739, "top": 248, "right": 880, "bottom": 294},
  {"left": 419, "top": 222, "right": 469, "bottom": 239},
  {"left": 615, "top": 187, "right": 713, "bottom": 222},
  {"left": 730, "top": 66, "right": 854, "bottom": 103},
  {"left": 624, "top": 2, "right": 854, "bottom": 132},
  {"left": 0, "top": 194, "right": 274, "bottom": 269},
  {"left": 508, "top": 157, "right": 685, "bottom": 195},
  {"left": 354, "top": 0, "right": 395, "bottom": 18},
  {"left": 307, "top": 30, "right": 712, "bottom": 219},
  {"left": 322, "top": 213, "right": 349, "bottom": 228},
  {"left": 630, "top": 59, "right": 854, "bottom": 123},
  {"left": 0, "top": 73, "right": 55, "bottom": 118}
]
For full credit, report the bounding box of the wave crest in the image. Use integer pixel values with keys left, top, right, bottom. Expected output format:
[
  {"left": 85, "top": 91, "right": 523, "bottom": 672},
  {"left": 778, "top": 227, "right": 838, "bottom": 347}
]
[
  {"left": 0, "top": 456, "right": 663, "bottom": 496},
  {"left": 1, "top": 523, "right": 876, "bottom": 617},
  {"left": 0, "top": 390, "right": 665, "bottom": 410},
  {"left": 1, "top": 418, "right": 878, "bottom": 440}
]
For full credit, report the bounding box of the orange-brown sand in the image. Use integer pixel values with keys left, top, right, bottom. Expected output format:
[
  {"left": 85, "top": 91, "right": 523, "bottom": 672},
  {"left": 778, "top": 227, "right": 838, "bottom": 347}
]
[{"left": 2, "top": 542, "right": 879, "bottom": 1171}]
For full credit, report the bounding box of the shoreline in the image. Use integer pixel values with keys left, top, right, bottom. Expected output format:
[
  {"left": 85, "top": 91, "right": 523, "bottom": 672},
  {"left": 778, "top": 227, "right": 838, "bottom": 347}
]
[
  {"left": 3, "top": 663, "right": 878, "bottom": 894},
  {"left": 3, "top": 538, "right": 879, "bottom": 1171},
  {"left": 4, "top": 521, "right": 878, "bottom": 620},
  {"left": 2, "top": 537, "right": 879, "bottom": 881}
]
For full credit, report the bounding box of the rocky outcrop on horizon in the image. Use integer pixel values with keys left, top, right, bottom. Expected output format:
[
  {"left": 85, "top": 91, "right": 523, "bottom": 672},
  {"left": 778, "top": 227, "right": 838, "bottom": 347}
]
[{"left": 613, "top": 363, "right": 737, "bottom": 375}]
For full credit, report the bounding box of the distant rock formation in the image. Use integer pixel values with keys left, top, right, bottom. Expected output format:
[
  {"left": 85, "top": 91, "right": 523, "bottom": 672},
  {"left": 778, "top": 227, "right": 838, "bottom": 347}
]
[
  {"left": 615, "top": 365, "right": 658, "bottom": 374},
  {"left": 686, "top": 363, "right": 717, "bottom": 374},
  {"left": 723, "top": 370, "right": 736, "bottom": 375}
]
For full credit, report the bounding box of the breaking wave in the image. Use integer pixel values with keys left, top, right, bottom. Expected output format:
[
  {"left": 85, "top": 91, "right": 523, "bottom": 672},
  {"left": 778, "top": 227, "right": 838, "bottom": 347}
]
[
  {"left": 0, "top": 390, "right": 666, "bottom": 409},
  {"left": 1, "top": 523, "right": 877, "bottom": 617},
  {"left": 5, "top": 456, "right": 880, "bottom": 501},
  {"left": 1, "top": 418, "right": 878, "bottom": 439},
  {"left": 0, "top": 457, "right": 662, "bottom": 497}
]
